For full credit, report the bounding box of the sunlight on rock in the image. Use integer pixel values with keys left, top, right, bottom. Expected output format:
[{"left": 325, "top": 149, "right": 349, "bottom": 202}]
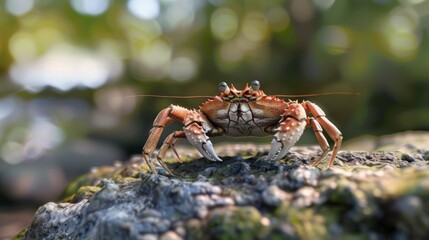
[
  {"left": 70, "top": 0, "right": 110, "bottom": 16},
  {"left": 211, "top": 8, "right": 239, "bottom": 41},
  {"left": 320, "top": 26, "right": 350, "bottom": 55},
  {"left": 5, "top": 0, "right": 34, "bottom": 16},
  {"left": 127, "top": 0, "right": 160, "bottom": 20},
  {"left": 9, "top": 44, "right": 122, "bottom": 92}
]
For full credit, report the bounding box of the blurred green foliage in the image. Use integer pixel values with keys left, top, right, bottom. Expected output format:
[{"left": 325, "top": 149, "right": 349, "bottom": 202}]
[{"left": 0, "top": 0, "right": 429, "bottom": 164}]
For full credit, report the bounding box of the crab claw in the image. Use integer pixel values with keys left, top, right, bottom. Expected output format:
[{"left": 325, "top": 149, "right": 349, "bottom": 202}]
[
  {"left": 200, "top": 140, "right": 223, "bottom": 161},
  {"left": 184, "top": 122, "right": 222, "bottom": 162},
  {"left": 266, "top": 117, "right": 306, "bottom": 161}
]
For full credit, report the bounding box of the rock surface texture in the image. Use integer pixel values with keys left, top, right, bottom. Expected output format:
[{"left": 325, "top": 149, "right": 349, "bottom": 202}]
[{"left": 17, "top": 132, "right": 429, "bottom": 239}]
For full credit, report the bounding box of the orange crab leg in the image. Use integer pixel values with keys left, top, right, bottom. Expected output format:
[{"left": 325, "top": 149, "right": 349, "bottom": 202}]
[
  {"left": 156, "top": 131, "right": 186, "bottom": 163},
  {"left": 306, "top": 117, "right": 330, "bottom": 166},
  {"left": 143, "top": 104, "right": 222, "bottom": 175},
  {"left": 142, "top": 105, "right": 188, "bottom": 174},
  {"left": 302, "top": 101, "right": 343, "bottom": 167}
]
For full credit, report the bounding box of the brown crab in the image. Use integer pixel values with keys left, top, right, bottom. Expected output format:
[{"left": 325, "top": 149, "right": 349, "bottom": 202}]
[{"left": 142, "top": 81, "right": 343, "bottom": 175}]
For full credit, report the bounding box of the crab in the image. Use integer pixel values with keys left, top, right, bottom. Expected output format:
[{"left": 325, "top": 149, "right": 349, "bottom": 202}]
[{"left": 142, "top": 81, "right": 343, "bottom": 175}]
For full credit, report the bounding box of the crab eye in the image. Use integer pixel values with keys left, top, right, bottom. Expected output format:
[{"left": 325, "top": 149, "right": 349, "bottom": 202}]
[
  {"left": 250, "top": 80, "right": 260, "bottom": 90},
  {"left": 218, "top": 82, "right": 229, "bottom": 93}
]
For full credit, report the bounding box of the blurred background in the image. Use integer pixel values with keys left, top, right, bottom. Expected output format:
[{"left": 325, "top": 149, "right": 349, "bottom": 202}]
[{"left": 0, "top": 0, "right": 429, "bottom": 237}]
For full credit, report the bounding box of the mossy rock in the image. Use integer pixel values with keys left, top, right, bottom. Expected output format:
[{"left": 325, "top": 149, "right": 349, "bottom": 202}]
[{"left": 16, "top": 132, "right": 429, "bottom": 239}]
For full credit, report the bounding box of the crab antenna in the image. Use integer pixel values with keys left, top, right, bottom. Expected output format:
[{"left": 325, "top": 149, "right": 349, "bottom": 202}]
[
  {"left": 117, "top": 91, "right": 359, "bottom": 99},
  {"left": 118, "top": 94, "right": 214, "bottom": 99},
  {"left": 276, "top": 92, "right": 360, "bottom": 97}
]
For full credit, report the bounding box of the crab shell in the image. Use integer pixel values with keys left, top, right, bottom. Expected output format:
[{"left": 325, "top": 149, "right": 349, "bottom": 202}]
[{"left": 200, "top": 83, "right": 299, "bottom": 137}]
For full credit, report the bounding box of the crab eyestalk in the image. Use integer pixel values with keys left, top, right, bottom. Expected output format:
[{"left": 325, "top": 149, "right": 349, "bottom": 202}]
[
  {"left": 248, "top": 80, "right": 260, "bottom": 95},
  {"left": 218, "top": 82, "right": 230, "bottom": 95}
]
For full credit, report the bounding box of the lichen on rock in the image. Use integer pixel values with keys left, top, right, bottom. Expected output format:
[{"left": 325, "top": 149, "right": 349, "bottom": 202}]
[{"left": 16, "top": 132, "right": 429, "bottom": 240}]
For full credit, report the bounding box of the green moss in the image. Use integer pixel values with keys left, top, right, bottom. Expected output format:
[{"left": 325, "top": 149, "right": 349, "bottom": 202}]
[
  {"left": 205, "top": 206, "right": 269, "bottom": 240},
  {"left": 12, "top": 227, "right": 28, "bottom": 240},
  {"left": 287, "top": 209, "right": 327, "bottom": 240},
  {"left": 112, "top": 177, "right": 140, "bottom": 186},
  {"left": 59, "top": 165, "right": 119, "bottom": 200},
  {"left": 63, "top": 185, "right": 101, "bottom": 203},
  {"left": 379, "top": 167, "right": 429, "bottom": 198},
  {"left": 60, "top": 173, "right": 93, "bottom": 200},
  {"left": 60, "top": 162, "right": 146, "bottom": 201},
  {"left": 275, "top": 205, "right": 328, "bottom": 240},
  {"left": 317, "top": 206, "right": 341, "bottom": 226}
]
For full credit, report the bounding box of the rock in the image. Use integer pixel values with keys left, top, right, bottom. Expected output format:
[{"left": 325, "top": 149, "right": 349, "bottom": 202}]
[
  {"left": 16, "top": 132, "right": 429, "bottom": 240},
  {"left": 262, "top": 185, "right": 291, "bottom": 207},
  {"left": 391, "top": 196, "right": 429, "bottom": 238},
  {"left": 160, "top": 231, "right": 182, "bottom": 240}
]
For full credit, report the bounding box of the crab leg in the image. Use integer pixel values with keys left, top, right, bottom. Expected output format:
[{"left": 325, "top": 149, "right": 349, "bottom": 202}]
[
  {"left": 306, "top": 117, "right": 330, "bottom": 166},
  {"left": 142, "top": 105, "right": 222, "bottom": 174},
  {"left": 156, "top": 131, "right": 186, "bottom": 163},
  {"left": 266, "top": 101, "right": 307, "bottom": 161},
  {"left": 142, "top": 105, "right": 188, "bottom": 174},
  {"left": 303, "top": 101, "right": 343, "bottom": 167}
]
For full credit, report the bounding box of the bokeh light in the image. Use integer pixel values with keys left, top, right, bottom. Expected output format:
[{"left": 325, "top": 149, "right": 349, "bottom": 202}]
[
  {"left": 8, "top": 31, "right": 38, "bottom": 62},
  {"left": 9, "top": 44, "right": 122, "bottom": 92},
  {"left": 70, "top": 0, "right": 110, "bottom": 16},
  {"left": 127, "top": 0, "right": 160, "bottom": 20},
  {"left": 312, "top": 0, "right": 336, "bottom": 10},
  {"left": 379, "top": 7, "right": 420, "bottom": 60},
  {"left": 0, "top": 118, "right": 63, "bottom": 164},
  {"left": 266, "top": 7, "right": 290, "bottom": 32},
  {"left": 164, "top": 0, "right": 196, "bottom": 30},
  {"left": 211, "top": 8, "right": 239, "bottom": 41},
  {"left": 137, "top": 39, "right": 172, "bottom": 78},
  {"left": 242, "top": 12, "right": 270, "bottom": 43},
  {"left": 169, "top": 57, "right": 197, "bottom": 81},
  {"left": 320, "top": 26, "right": 351, "bottom": 55},
  {"left": 5, "top": 0, "right": 34, "bottom": 16}
]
